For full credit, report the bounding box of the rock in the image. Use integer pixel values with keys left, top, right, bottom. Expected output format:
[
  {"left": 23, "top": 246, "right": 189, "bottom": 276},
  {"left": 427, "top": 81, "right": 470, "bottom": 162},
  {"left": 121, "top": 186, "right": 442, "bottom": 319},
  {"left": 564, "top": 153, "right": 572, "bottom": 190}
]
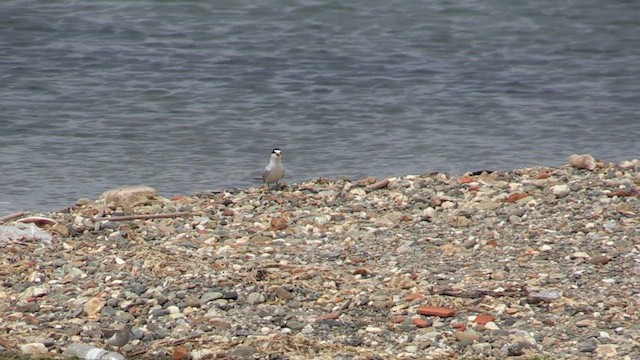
[
  {"left": 590, "top": 255, "right": 610, "bottom": 265},
  {"left": 484, "top": 321, "right": 499, "bottom": 330},
  {"left": 20, "top": 342, "right": 48, "bottom": 355},
  {"left": 270, "top": 217, "right": 288, "bottom": 230},
  {"left": 595, "top": 344, "right": 618, "bottom": 358},
  {"left": 231, "top": 345, "right": 257, "bottom": 359},
  {"left": 246, "top": 292, "right": 265, "bottom": 305},
  {"left": 83, "top": 297, "right": 104, "bottom": 319},
  {"left": 527, "top": 289, "right": 561, "bottom": 303},
  {"left": 191, "top": 349, "right": 216, "bottom": 360},
  {"left": 569, "top": 154, "right": 597, "bottom": 171},
  {"left": 100, "top": 185, "right": 162, "bottom": 208},
  {"left": 455, "top": 329, "right": 480, "bottom": 343},
  {"left": 551, "top": 184, "right": 571, "bottom": 197},
  {"left": 578, "top": 338, "right": 597, "bottom": 353}
]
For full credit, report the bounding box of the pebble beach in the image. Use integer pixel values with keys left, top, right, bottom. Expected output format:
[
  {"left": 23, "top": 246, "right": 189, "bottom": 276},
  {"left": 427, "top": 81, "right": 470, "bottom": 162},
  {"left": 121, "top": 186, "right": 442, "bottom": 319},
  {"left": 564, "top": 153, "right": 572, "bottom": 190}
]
[{"left": 1, "top": 154, "right": 639, "bottom": 359}]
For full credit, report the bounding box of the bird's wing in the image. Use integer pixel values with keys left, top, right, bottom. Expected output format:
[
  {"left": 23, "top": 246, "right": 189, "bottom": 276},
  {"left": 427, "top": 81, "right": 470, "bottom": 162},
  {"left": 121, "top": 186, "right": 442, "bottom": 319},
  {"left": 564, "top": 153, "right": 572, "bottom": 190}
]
[{"left": 262, "top": 166, "right": 269, "bottom": 181}]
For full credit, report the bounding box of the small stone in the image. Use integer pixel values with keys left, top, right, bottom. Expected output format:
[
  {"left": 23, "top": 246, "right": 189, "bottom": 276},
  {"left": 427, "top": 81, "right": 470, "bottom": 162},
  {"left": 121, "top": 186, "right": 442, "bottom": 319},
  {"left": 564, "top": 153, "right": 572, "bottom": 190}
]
[
  {"left": 484, "top": 321, "right": 499, "bottom": 330},
  {"left": 540, "top": 244, "right": 552, "bottom": 252},
  {"left": 185, "top": 295, "right": 201, "bottom": 308},
  {"left": 270, "top": 217, "right": 288, "bottom": 230},
  {"left": 455, "top": 329, "right": 480, "bottom": 343},
  {"left": 273, "top": 286, "right": 294, "bottom": 300},
  {"left": 527, "top": 289, "right": 561, "bottom": 303},
  {"left": 595, "top": 344, "right": 618, "bottom": 358},
  {"left": 471, "top": 342, "right": 492, "bottom": 352},
  {"left": 578, "top": 338, "right": 597, "bottom": 353},
  {"left": 83, "top": 297, "right": 104, "bottom": 319},
  {"left": 231, "top": 345, "right": 257, "bottom": 359},
  {"left": 316, "top": 313, "right": 340, "bottom": 321},
  {"left": 405, "top": 345, "right": 419, "bottom": 353},
  {"left": 576, "top": 319, "right": 596, "bottom": 327},
  {"left": 590, "top": 255, "right": 610, "bottom": 265},
  {"left": 246, "top": 292, "right": 265, "bottom": 305},
  {"left": 20, "top": 343, "right": 48, "bottom": 355},
  {"left": 551, "top": 184, "right": 571, "bottom": 197}
]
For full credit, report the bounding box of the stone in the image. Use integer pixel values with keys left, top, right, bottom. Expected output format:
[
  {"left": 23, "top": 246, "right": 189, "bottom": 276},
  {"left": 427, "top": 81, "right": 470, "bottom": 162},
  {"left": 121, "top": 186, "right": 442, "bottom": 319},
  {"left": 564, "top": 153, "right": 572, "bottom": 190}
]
[
  {"left": 270, "top": 217, "right": 288, "bottom": 230},
  {"left": 83, "top": 297, "right": 104, "bottom": 319},
  {"left": 231, "top": 345, "right": 257, "bottom": 359},
  {"left": 455, "top": 329, "right": 480, "bottom": 343},
  {"left": 527, "top": 289, "right": 561, "bottom": 303},
  {"left": 551, "top": 184, "right": 571, "bottom": 197},
  {"left": 595, "top": 344, "right": 617, "bottom": 358},
  {"left": 20, "top": 342, "right": 48, "bottom": 355}
]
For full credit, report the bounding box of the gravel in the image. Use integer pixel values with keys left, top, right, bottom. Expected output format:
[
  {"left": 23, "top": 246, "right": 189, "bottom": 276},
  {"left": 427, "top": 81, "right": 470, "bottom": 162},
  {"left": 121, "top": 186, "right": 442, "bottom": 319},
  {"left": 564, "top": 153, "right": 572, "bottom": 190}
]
[{"left": 0, "top": 156, "right": 639, "bottom": 359}]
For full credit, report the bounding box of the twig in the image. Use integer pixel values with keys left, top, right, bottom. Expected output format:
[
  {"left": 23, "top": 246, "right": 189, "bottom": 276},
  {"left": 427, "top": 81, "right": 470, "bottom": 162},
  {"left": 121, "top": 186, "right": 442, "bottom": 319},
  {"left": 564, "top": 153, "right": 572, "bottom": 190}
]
[
  {"left": 0, "top": 211, "right": 27, "bottom": 224},
  {"left": 431, "top": 285, "right": 528, "bottom": 299},
  {"left": 95, "top": 211, "right": 203, "bottom": 222}
]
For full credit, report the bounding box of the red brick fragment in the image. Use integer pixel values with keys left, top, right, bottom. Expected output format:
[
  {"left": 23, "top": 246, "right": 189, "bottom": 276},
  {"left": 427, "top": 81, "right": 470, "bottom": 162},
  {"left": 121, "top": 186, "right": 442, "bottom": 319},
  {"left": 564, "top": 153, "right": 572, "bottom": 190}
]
[
  {"left": 172, "top": 345, "right": 188, "bottom": 360},
  {"left": 452, "top": 323, "right": 466, "bottom": 331},
  {"left": 458, "top": 176, "right": 474, "bottom": 184},
  {"left": 486, "top": 239, "right": 498, "bottom": 246},
  {"left": 474, "top": 313, "right": 495, "bottom": 325},
  {"left": 412, "top": 317, "right": 431, "bottom": 328},
  {"left": 507, "top": 192, "right": 528, "bottom": 203},
  {"left": 417, "top": 305, "right": 455, "bottom": 317},
  {"left": 405, "top": 293, "right": 425, "bottom": 302}
]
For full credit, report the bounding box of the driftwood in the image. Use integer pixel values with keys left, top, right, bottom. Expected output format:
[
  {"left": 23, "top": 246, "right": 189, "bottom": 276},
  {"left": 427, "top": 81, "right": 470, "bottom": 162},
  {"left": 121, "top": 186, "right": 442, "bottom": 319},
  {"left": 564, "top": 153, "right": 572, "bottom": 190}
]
[
  {"left": 431, "top": 285, "right": 528, "bottom": 299},
  {"left": 95, "top": 211, "right": 203, "bottom": 222},
  {"left": 0, "top": 211, "right": 27, "bottom": 224},
  {"left": 366, "top": 178, "right": 390, "bottom": 191}
]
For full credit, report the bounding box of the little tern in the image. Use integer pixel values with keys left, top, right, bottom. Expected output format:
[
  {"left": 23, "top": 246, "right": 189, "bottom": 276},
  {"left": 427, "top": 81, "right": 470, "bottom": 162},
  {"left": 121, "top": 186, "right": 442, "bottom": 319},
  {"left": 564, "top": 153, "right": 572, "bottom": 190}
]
[{"left": 262, "top": 148, "right": 285, "bottom": 189}]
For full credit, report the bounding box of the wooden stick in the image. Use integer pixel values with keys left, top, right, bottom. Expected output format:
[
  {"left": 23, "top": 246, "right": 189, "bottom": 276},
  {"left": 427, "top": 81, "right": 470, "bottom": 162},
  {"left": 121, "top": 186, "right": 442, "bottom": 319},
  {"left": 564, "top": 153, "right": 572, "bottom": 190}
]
[
  {"left": 95, "top": 211, "right": 203, "bottom": 222},
  {"left": 0, "top": 211, "right": 27, "bottom": 224}
]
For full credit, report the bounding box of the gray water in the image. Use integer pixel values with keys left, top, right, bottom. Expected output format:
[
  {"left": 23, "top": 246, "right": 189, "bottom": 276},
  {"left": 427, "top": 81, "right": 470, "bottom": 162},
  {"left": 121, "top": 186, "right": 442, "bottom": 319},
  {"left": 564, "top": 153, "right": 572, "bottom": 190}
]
[{"left": 1, "top": 0, "right": 639, "bottom": 213}]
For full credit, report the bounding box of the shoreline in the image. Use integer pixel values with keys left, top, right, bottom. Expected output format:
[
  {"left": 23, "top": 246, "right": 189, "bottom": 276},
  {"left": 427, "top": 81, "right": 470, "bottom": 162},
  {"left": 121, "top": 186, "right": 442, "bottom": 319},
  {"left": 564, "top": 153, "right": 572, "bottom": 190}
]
[{"left": 1, "top": 155, "right": 639, "bottom": 359}]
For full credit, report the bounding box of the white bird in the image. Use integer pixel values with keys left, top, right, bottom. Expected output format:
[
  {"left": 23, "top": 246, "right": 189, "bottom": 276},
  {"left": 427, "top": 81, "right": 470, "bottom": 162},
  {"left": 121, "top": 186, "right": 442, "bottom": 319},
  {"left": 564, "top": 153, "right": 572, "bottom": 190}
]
[{"left": 262, "top": 148, "right": 285, "bottom": 190}]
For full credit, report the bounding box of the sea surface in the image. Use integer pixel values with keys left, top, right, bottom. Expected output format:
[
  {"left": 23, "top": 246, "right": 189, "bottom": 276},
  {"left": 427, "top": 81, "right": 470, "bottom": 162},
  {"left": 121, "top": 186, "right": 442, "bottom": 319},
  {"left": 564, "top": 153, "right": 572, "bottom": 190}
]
[{"left": 1, "top": 0, "right": 639, "bottom": 213}]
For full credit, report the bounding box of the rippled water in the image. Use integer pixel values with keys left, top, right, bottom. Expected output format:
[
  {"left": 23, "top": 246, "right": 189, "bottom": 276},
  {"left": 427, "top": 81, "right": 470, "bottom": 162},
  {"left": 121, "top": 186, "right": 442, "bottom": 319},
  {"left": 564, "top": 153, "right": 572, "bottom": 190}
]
[{"left": 1, "top": 0, "right": 639, "bottom": 213}]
